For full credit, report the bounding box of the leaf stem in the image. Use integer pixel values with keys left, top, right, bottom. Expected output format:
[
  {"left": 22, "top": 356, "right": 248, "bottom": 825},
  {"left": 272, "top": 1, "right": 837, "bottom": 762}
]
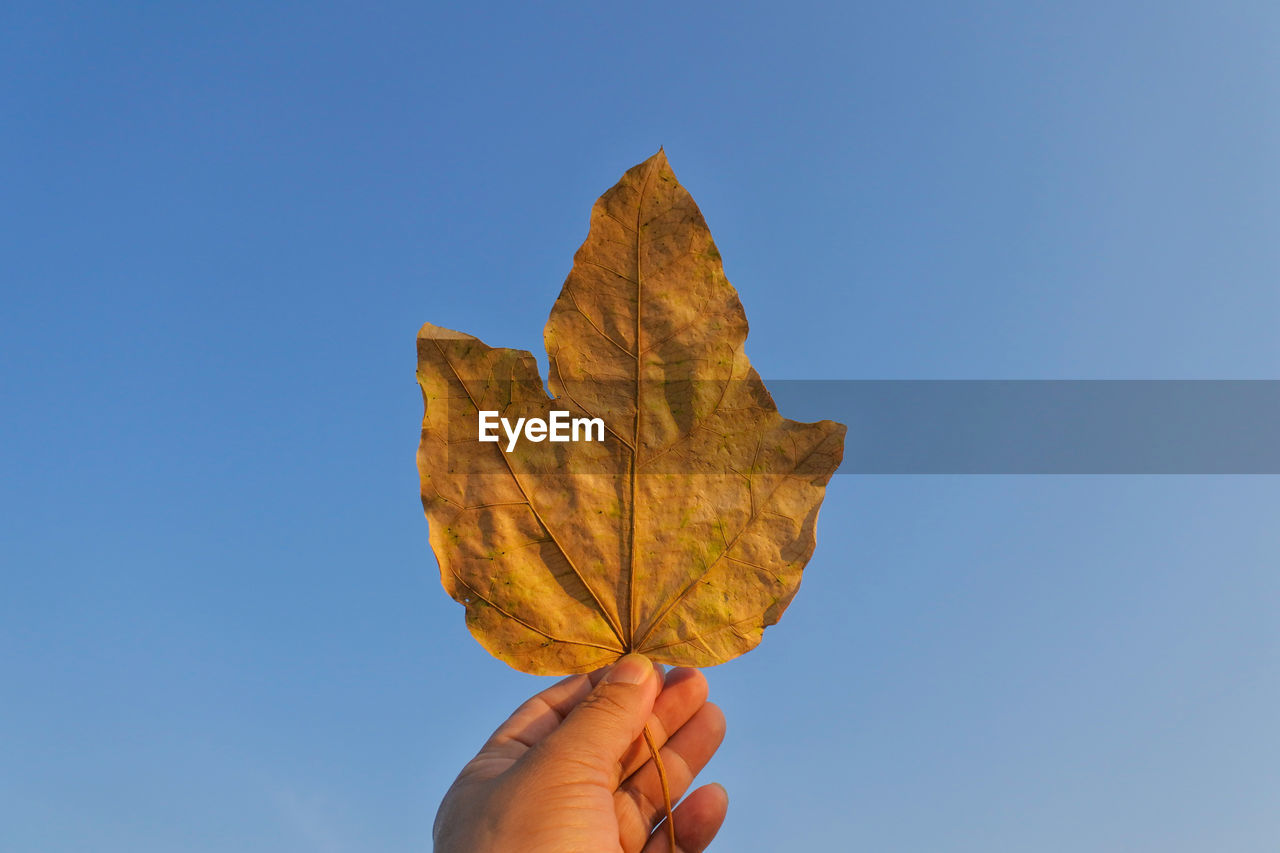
[{"left": 642, "top": 723, "right": 676, "bottom": 851}]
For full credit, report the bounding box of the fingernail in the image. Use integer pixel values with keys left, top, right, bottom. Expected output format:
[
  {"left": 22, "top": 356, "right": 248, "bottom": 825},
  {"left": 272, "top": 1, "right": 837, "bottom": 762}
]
[{"left": 605, "top": 653, "right": 653, "bottom": 685}]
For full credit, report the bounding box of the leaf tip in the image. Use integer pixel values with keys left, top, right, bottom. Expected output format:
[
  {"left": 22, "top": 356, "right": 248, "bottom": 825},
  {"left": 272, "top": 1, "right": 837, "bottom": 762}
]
[
  {"left": 418, "top": 322, "right": 477, "bottom": 342},
  {"left": 645, "top": 146, "right": 669, "bottom": 170}
]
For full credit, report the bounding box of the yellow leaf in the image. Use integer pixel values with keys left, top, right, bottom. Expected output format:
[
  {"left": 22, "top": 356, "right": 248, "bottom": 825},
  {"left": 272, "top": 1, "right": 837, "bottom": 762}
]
[{"left": 416, "top": 150, "right": 846, "bottom": 674}]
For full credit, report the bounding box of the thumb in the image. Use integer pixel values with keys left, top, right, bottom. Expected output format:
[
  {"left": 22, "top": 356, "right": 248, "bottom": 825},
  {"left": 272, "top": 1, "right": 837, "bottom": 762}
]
[{"left": 534, "top": 653, "right": 661, "bottom": 779}]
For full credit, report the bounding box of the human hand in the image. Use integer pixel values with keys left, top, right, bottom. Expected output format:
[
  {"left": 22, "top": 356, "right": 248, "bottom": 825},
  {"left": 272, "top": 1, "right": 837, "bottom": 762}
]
[{"left": 433, "top": 653, "right": 728, "bottom": 852}]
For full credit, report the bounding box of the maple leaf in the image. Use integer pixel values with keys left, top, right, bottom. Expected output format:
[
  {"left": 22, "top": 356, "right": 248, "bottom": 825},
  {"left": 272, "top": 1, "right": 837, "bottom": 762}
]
[{"left": 417, "top": 150, "right": 845, "bottom": 675}]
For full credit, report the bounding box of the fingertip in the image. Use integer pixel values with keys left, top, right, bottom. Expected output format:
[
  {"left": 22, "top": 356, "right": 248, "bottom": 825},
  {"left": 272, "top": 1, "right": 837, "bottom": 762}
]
[
  {"left": 662, "top": 666, "right": 702, "bottom": 688},
  {"left": 666, "top": 668, "right": 709, "bottom": 710},
  {"left": 604, "top": 653, "right": 656, "bottom": 685},
  {"left": 708, "top": 781, "right": 729, "bottom": 809},
  {"left": 670, "top": 782, "right": 729, "bottom": 852},
  {"left": 701, "top": 701, "right": 727, "bottom": 737}
]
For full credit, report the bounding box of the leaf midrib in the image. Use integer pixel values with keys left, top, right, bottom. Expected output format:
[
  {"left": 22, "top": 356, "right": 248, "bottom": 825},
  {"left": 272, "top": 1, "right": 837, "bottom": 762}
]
[{"left": 626, "top": 154, "right": 662, "bottom": 650}]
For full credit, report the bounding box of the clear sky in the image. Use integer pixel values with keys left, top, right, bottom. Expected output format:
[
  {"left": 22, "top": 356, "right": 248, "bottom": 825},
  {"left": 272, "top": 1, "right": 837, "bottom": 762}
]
[{"left": 3, "top": 2, "right": 1278, "bottom": 851}]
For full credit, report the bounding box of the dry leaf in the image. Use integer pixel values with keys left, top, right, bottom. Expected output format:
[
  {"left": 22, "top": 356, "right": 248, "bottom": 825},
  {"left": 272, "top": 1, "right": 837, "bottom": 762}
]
[{"left": 417, "top": 150, "right": 845, "bottom": 675}]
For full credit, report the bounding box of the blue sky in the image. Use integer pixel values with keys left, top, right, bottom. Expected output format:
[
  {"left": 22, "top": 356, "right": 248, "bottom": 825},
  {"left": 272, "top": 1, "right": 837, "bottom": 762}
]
[{"left": 2, "top": 2, "right": 1278, "bottom": 850}]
